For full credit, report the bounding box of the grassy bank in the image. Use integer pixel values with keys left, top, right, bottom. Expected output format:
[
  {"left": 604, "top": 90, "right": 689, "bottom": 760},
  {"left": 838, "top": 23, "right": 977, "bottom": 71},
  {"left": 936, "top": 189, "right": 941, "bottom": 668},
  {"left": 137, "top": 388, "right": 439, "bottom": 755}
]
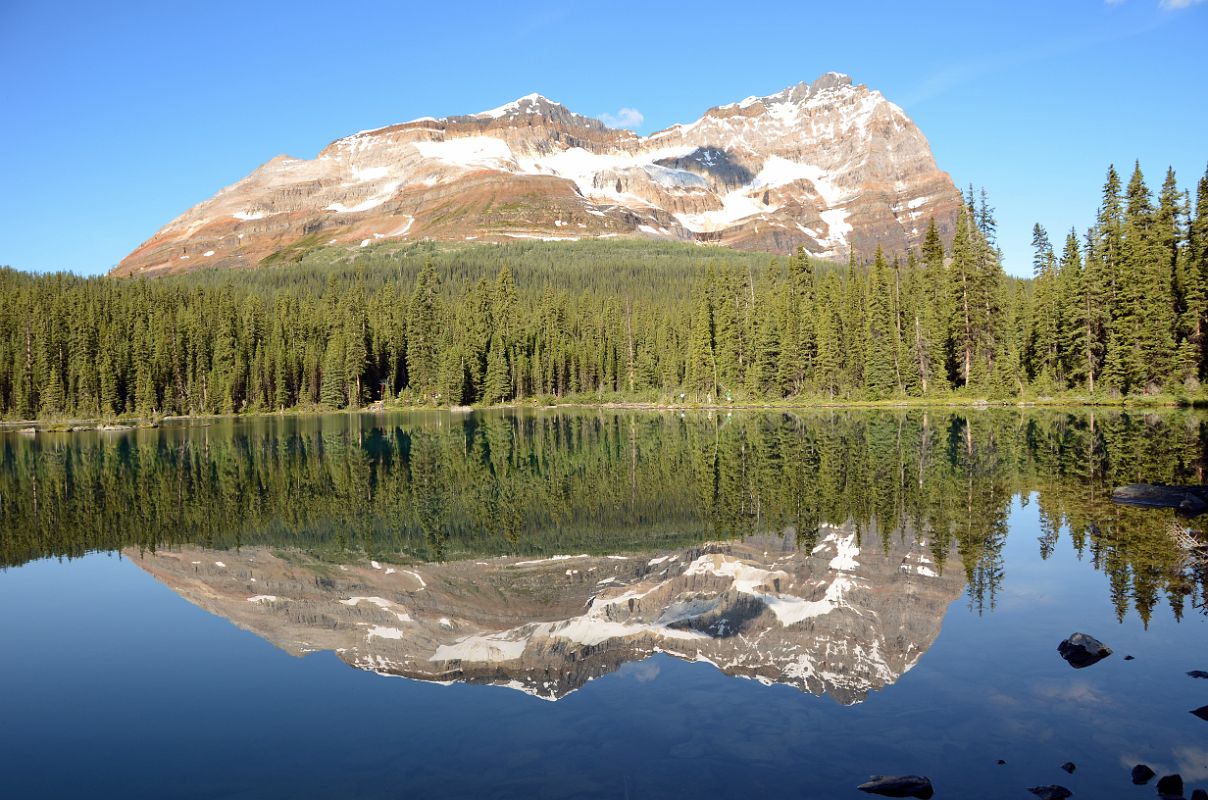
[{"left": 5, "top": 390, "right": 1208, "bottom": 433}]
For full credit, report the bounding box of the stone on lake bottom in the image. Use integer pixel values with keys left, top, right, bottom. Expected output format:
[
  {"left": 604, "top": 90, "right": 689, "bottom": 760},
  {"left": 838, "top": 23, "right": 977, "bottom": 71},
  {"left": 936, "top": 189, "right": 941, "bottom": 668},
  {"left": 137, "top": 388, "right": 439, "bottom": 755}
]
[
  {"left": 856, "top": 775, "right": 934, "bottom": 799},
  {"left": 1061, "top": 762, "right": 1076, "bottom": 774},
  {"left": 1189, "top": 670, "right": 1208, "bottom": 679},
  {"left": 1111, "top": 483, "right": 1208, "bottom": 514},
  {"left": 1027, "top": 786, "right": 1072, "bottom": 800},
  {"left": 1132, "top": 764, "right": 1156, "bottom": 784},
  {"left": 1192, "top": 705, "right": 1208, "bottom": 721},
  {"left": 1157, "top": 774, "right": 1184, "bottom": 799},
  {"left": 1057, "top": 632, "right": 1112, "bottom": 669}
]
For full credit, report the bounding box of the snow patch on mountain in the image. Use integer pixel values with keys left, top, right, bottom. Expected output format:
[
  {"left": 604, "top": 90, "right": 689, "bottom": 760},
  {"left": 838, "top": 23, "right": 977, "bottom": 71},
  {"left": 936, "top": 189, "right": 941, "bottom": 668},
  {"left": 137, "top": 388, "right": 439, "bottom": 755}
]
[
  {"left": 413, "top": 137, "right": 515, "bottom": 169},
  {"left": 473, "top": 93, "right": 561, "bottom": 119},
  {"left": 675, "top": 191, "right": 771, "bottom": 233}
]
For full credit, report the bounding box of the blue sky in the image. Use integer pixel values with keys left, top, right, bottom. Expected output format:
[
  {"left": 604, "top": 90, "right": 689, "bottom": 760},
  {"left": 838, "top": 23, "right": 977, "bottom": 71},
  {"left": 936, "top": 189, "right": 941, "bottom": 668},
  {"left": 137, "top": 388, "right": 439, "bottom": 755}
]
[{"left": 1, "top": 0, "right": 1204, "bottom": 277}]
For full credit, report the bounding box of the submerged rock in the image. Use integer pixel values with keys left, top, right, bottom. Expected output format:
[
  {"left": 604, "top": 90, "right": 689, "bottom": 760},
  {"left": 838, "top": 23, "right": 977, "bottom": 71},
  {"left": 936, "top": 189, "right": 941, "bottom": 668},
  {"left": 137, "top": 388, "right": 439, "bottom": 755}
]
[
  {"left": 997, "top": 759, "right": 1007, "bottom": 765},
  {"left": 1125, "top": 655, "right": 1136, "bottom": 661},
  {"left": 1157, "top": 774, "right": 1184, "bottom": 799},
  {"left": 1191, "top": 789, "right": 1207, "bottom": 800},
  {"left": 1133, "top": 764, "right": 1156, "bottom": 785},
  {"left": 1191, "top": 705, "right": 1208, "bottom": 721},
  {"left": 1061, "top": 762, "right": 1077, "bottom": 774},
  {"left": 1027, "top": 786, "right": 1072, "bottom": 800},
  {"left": 856, "top": 775, "right": 934, "bottom": 799},
  {"left": 1188, "top": 670, "right": 1208, "bottom": 679},
  {"left": 1057, "top": 632, "right": 1113, "bottom": 669},
  {"left": 1112, "top": 483, "right": 1208, "bottom": 515}
]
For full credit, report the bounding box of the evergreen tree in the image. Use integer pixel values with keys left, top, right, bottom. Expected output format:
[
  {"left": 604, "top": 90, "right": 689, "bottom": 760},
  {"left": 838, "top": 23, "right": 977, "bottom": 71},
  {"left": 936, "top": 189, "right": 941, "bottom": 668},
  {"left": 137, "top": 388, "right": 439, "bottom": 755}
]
[
  {"left": 482, "top": 332, "right": 510, "bottom": 404},
  {"left": 1030, "top": 224, "right": 1061, "bottom": 385},
  {"left": 687, "top": 286, "right": 716, "bottom": 397},
  {"left": 864, "top": 247, "right": 897, "bottom": 398},
  {"left": 406, "top": 260, "right": 441, "bottom": 400},
  {"left": 814, "top": 272, "right": 844, "bottom": 398},
  {"left": 1192, "top": 165, "right": 1208, "bottom": 377},
  {"left": 1057, "top": 230, "right": 1090, "bottom": 391},
  {"left": 918, "top": 218, "right": 949, "bottom": 394}
]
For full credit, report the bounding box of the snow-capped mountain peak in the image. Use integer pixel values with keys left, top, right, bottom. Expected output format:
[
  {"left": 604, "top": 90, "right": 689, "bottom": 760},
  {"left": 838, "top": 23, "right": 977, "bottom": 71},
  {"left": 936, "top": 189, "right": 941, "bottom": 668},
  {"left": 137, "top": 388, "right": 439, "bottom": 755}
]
[{"left": 114, "top": 72, "right": 962, "bottom": 277}]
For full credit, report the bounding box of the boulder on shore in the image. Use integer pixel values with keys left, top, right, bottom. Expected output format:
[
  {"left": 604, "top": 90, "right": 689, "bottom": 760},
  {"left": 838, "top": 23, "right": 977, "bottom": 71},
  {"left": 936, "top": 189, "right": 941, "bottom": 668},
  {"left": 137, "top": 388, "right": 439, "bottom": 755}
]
[
  {"left": 856, "top": 775, "right": 934, "bottom": 799},
  {"left": 1058, "top": 632, "right": 1112, "bottom": 669}
]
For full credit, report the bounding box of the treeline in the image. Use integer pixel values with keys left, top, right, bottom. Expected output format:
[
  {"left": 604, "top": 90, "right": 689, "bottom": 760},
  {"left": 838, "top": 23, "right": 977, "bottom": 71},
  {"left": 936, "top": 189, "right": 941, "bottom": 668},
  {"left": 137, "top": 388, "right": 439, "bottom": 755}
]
[
  {"left": 0, "top": 164, "right": 1205, "bottom": 418},
  {"left": 1030, "top": 163, "right": 1208, "bottom": 394},
  {"left": 2, "top": 409, "right": 1205, "bottom": 623}
]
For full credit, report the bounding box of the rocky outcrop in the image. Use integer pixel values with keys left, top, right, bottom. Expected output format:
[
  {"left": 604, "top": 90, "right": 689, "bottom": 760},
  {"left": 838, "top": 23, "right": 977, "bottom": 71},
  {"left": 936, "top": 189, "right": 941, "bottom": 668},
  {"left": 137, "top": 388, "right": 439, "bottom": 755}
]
[
  {"left": 125, "top": 523, "right": 964, "bottom": 704},
  {"left": 112, "top": 73, "right": 961, "bottom": 276}
]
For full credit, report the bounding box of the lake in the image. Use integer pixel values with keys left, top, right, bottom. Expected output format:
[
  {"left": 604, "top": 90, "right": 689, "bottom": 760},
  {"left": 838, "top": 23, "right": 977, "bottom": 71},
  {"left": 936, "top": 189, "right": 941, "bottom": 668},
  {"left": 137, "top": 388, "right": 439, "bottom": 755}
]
[{"left": 1, "top": 409, "right": 1206, "bottom": 799}]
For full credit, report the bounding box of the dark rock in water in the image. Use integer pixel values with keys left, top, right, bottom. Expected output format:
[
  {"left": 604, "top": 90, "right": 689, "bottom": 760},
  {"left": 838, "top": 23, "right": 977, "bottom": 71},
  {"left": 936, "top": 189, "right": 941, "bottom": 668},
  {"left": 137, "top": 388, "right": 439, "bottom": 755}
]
[
  {"left": 1157, "top": 774, "right": 1184, "bottom": 799},
  {"left": 1058, "top": 632, "right": 1113, "bottom": 668},
  {"left": 1124, "top": 655, "right": 1136, "bottom": 661},
  {"left": 1027, "top": 786, "right": 1072, "bottom": 800},
  {"left": 996, "top": 759, "right": 1007, "bottom": 765},
  {"left": 1191, "top": 789, "right": 1207, "bottom": 800},
  {"left": 1112, "top": 483, "right": 1208, "bottom": 515},
  {"left": 1192, "top": 705, "right": 1208, "bottom": 721},
  {"left": 1061, "top": 762, "right": 1076, "bottom": 774},
  {"left": 1188, "top": 670, "right": 1208, "bottom": 679},
  {"left": 857, "top": 775, "right": 934, "bottom": 799},
  {"left": 1132, "top": 764, "right": 1156, "bottom": 784}
]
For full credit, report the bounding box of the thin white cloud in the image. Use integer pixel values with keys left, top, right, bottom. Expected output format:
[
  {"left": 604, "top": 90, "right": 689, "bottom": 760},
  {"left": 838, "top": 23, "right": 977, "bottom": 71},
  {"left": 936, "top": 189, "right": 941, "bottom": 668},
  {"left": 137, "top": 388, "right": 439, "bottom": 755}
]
[
  {"left": 900, "top": 14, "right": 1164, "bottom": 108},
  {"left": 1174, "top": 745, "right": 1208, "bottom": 781},
  {"left": 599, "top": 107, "right": 644, "bottom": 129},
  {"left": 1110, "top": 0, "right": 1208, "bottom": 6}
]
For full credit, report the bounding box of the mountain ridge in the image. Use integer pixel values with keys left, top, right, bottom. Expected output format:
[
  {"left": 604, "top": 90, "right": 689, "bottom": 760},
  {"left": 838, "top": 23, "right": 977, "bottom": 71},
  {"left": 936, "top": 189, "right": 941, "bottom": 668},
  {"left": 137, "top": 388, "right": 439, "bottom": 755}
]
[{"left": 113, "top": 73, "right": 962, "bottom": 277}]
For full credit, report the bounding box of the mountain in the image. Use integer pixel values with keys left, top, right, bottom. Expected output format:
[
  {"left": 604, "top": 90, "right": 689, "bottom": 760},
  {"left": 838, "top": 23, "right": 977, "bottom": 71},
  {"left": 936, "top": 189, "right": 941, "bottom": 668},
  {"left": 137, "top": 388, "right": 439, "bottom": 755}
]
[
  {"left": 126, "top": 525, "right": 963, "bottom": 704},
  {"left": 113, "top": 73, "right": 962, "bottom": 277}
]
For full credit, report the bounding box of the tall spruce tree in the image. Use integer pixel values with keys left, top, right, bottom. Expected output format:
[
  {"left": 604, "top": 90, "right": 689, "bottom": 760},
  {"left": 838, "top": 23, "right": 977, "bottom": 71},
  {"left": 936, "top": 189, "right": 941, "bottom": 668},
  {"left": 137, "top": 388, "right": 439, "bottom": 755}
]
[
  {"left": 405, "top": 260, "right": 441, "bottom": 400},
  {"left": 864, "top": 246, "right": 898, "bottom": 398}
]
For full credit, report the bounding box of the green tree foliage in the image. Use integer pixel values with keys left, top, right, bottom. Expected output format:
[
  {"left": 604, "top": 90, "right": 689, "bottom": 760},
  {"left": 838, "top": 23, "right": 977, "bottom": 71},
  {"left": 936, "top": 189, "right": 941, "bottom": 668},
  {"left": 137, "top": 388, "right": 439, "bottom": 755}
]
[
  {"left": 1023, "top": 163, "right": 1205, "bottom": 396},
  {"left": 863, "top": 247, "right": 898, "bottom": 398}
]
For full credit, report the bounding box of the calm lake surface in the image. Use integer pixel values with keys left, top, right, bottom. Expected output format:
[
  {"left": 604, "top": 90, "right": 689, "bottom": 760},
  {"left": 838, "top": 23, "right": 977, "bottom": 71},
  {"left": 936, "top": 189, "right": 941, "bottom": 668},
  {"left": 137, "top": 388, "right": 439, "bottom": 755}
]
[{"left": 2, "top": 409, "right": 1206, "bottom": 799}]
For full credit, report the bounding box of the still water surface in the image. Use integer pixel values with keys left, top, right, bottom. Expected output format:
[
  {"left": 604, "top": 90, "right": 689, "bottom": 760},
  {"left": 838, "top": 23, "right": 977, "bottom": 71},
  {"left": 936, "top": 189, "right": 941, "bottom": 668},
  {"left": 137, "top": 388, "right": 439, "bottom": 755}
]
[{"left": 1, "top": 410, "right": 1206, "bottom": 798}]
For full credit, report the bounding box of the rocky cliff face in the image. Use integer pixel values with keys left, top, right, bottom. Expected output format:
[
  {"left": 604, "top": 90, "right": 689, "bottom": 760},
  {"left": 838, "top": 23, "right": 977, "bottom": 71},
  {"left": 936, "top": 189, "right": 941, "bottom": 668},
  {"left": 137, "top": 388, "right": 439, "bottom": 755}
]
[
  {"left": 113, "top": 73, "right": 961, "bottom": 276},
  {"left": 126, "top": 524, "right": 964, "bottom": 704}
]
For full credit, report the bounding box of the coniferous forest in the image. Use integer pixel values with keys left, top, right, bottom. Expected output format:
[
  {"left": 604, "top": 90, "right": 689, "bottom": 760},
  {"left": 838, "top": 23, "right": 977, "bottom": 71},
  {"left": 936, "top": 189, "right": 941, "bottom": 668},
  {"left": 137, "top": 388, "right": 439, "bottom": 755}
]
[{"left": 1, "top": 163, "right": 1206, "bottom": 420}]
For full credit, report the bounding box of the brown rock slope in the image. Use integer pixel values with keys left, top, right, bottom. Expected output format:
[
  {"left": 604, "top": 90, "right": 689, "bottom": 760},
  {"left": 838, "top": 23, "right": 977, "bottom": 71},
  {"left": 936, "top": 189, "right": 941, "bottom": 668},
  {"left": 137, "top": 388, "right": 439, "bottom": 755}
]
[
  {"left": 113, "top": 74, "right": 962, "bottom": 276},
  {"left": 126, "top": 524, "right": 964, "bottom": 705}
]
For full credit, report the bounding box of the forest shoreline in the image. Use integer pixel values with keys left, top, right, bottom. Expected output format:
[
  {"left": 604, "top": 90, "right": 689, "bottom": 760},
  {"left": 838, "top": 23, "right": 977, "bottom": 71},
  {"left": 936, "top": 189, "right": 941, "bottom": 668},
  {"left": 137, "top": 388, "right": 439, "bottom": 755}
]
[{"left": 3, "top": 393, "right": 1203, "bottom": 432}]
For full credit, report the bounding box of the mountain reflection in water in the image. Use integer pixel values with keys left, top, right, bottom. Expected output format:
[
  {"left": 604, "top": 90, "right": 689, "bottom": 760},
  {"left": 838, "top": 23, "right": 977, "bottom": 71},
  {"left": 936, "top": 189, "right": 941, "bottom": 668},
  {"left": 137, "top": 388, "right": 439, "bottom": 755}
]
[{"left": 127, "top": 524, "right": 963, "bottom": 704}]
